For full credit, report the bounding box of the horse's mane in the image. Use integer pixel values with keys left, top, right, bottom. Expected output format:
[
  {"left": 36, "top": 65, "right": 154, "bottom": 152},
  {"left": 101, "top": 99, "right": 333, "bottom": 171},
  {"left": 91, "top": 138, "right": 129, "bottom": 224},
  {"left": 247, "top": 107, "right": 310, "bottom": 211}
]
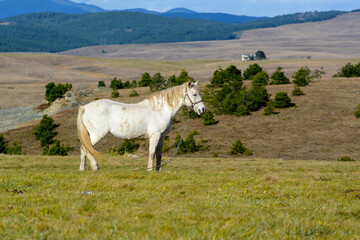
[{"left": 147, "top": 83, "right": 188, "bottom": 111}]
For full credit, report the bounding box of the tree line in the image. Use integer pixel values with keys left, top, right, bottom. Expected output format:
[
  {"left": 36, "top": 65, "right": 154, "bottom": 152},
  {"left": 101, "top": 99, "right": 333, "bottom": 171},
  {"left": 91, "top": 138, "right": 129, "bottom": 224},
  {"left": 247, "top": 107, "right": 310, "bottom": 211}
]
[{"left": 0, "top": 10, "right": 352, "bottom": 52}]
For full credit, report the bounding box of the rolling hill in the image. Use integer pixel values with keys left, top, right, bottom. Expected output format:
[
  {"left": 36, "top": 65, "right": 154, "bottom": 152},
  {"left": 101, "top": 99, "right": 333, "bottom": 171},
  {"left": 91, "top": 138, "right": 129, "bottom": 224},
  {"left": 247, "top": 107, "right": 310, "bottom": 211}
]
[
  {"left": 0, "top": 0, "right": 105, "bottom": 19},
  {"left": 62, "top": 12, "right": 360, "bottom": 60},
  {"left": 125, "top": 7, "right": 266, "bottom": 23},
  {"left": 0, "top": 10, "right": 350, "bottom": 53}
]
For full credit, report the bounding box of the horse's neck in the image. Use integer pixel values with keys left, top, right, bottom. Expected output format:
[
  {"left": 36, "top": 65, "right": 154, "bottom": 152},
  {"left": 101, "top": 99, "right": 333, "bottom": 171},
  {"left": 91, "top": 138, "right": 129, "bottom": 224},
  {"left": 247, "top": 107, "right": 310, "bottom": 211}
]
[
  {"left": 148, "top": 85, "right": 187, "bottom": 118},
  {"left": 170, "top": 98, "right": 185, "bottom": 118},
  {"left": 169, "top": 87, "right": 186, "bottom": 118}
]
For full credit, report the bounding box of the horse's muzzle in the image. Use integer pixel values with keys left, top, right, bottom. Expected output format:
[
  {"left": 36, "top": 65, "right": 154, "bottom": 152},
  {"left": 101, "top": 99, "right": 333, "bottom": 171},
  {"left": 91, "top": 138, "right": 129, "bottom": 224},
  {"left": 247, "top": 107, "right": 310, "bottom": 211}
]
[{"left": 197, "top": 106, "right": 206, "bottom": 115}]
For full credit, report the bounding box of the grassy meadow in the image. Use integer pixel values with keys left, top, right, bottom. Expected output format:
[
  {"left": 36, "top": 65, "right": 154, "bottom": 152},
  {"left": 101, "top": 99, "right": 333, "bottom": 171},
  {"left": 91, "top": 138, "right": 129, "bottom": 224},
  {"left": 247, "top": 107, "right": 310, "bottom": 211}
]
[{"left": 0, "top": 155, "right": 360, "bottom": 239}]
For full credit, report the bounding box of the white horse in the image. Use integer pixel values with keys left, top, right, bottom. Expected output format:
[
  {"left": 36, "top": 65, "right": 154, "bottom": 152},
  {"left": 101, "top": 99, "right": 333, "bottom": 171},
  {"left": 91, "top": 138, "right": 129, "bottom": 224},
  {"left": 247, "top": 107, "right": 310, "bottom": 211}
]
[{"left": 77, "top": 81, "right": 206, "bottom": 171}]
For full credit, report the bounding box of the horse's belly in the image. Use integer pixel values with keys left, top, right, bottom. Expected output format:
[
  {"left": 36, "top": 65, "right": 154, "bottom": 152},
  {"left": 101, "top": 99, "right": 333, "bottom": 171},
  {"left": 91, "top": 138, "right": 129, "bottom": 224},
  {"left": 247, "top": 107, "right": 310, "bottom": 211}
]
[{"left": 109, "top": 121, "right": 148, "bottom": 139}]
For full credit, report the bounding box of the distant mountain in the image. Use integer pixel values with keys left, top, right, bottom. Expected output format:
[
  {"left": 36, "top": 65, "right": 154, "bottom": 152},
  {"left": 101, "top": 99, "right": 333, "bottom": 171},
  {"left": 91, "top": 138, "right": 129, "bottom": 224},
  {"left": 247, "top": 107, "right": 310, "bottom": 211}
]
[
  {"left": 0, "top": 0, "right": 105, "bottom": 19},
  {"left": 123, "top": 8, "right": 160, "bottom": 15},
  {"left": 165, "top": 8, "right": 197, "bottom": 14},
  {"left": 0, "top": 0, "right": 264, "bottom": 24},
  {"left": 124, "top": 7, "right": 266, "bottom": 23},
  {"left": 161, "top": 11, "right": 266, "bottom": 23}
]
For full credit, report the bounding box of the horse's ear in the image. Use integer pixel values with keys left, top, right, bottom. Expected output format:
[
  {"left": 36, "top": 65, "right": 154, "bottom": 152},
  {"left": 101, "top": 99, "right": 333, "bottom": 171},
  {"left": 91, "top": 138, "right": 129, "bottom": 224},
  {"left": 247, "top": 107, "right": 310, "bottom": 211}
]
[
  {"left": 188, "top": 81, "right": 193, "bottom": 88},
  {"left": 194, "top": 81, "right": 198, "bottom": 85}
]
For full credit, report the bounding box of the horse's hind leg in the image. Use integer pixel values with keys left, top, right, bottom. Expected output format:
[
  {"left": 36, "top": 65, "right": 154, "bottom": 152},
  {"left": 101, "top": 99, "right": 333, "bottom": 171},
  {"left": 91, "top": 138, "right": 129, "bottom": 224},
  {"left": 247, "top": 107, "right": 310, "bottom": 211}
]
[
  {"left": 86, "top": 132, "right": 106, "bottom": 171},
  {"left": 80, "top": 145, "right": 98, "bottom": 171},
  {"left": 80, "top": 145, "right": 86, "bottom": 171},
  {"left": 155, "top": 137, "right": 164, "bottom": 171},
  {"left": 86, "top": 152, "right": 98, "bottom": 171}
]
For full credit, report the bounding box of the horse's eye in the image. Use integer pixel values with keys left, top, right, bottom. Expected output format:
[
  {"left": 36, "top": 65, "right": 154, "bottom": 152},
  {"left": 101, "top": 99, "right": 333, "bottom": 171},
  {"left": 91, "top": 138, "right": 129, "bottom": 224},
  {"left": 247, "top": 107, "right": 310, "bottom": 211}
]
[{"left": 193, "top": 94, "right": 197, "bottom": 97}]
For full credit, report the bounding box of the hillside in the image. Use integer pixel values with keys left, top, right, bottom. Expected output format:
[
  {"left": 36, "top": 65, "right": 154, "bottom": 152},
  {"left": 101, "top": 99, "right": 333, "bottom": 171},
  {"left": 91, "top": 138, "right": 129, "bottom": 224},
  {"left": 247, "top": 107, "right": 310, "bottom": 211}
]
[
  {"left": 0, "top": 0, "right": 105, "bottom": 19},
  {"left": 3, "top": 75, "right": 360, "bottom": 161},
  {"left": 1, "top": 53, "right": 359, "bottom": 161},
  {"left": 62, "top": 12, "right": 360, "bottom": 60},
  {"left": 0, "top": 10, "right": 349, "bottom": 52},
  {"left": 0, "top": 11, "right": 236, "bottom": 52}
]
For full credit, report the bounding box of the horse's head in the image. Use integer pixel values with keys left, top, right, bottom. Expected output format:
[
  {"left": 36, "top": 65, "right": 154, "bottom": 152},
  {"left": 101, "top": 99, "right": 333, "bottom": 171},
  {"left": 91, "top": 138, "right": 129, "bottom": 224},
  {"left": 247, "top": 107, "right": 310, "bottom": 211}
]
[{"left": 184, "top": 81, "right": 206, "bottom": 115}]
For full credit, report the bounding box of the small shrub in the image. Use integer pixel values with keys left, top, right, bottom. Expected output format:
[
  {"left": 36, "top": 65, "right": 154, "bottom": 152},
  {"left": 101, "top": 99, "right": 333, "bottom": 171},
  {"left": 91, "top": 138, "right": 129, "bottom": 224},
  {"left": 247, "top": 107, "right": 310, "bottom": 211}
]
[
  {"left": 32, "top": 115, "right": 58, "bottom": 147},
  {"left": 150, "top": 73, "right": 167, "bottom": 92},
  {"left": 292, "top": 67, "right": 311, "bottom": 86},
  {"left": 45, "top": 82, "right": 72, "bottom": 103},
  {"left": 246, "top": 86, "right": 270, "bottom": 111},
  {"left": 244, "top": 63, "right": 263, "bottom": 80},
  {"left": 355, "top": 104, "right": 360, "bottom": 118},
  {"left": 110, "top": 77, "right": 123, "bottom": 90},
  {"left": 311, "top": 67, "right": 325, "bottom": 79},
  {"left": 43, "top": 140, "right": 73, "bottom": 156},
  {"left": 337, "top": 156, "right": 355, "bottom": 162},
  {"left": 7, "top": 142, "right": 24, "bottom": 155},
  {"left": 111, "top": 89, "right": 119, "bottom": 98},
  {"left": 210, "top": 65, "right": 243, "bottom": 88},
  {"left": 292, "top": 86, "right": 304, "bottom": 96},
  {"left": 334, "top": 61, "right": 360, "bottom": 77},
  {"left": 0, "top": 135, "right": 24, "bottom": 155},
  {"left": 129, "top": 89, "right": 139, "bottom": 97},
  {"left": 252, "top": 71, "right": 269, "bottom": 86},
  {"left": 263, "top": 101, "right": 275, "bottom": 116},
  {"left": 173, "top": 130, "right": 205, "bottom": 154},
  {"left": 270, "top": 67, "right": 290, "bottom": 85},
  {"left": 168, "top": 70, "right": 195, "bottom": 87},
  {"left": 235, "top": 104, "right": 250, "bottom": 116},
  {"left": 273, "top": 92, "right": 293, "bottom": 108},
  {"left": 115, "top": 140, "right": 140, "bottom": 155},
  {"left": 183, "top": 107, "right": 200, "bottom": 119},
  {"left": 230, "top": 139, "right": 252, "bottom": 156},
  {"left": 130, "top": 80, "right": 138, "bottom": 88},
  {"left": 0, "top": 134, "right": 8, "bottom": 153},
  {"left": 138, "top": 72, "right": 152, "bottom": 87},
  {"left": 97, "top": 81, "right": 106, "bottom": 87},
  {"left": 202, "top": 110, "right": 218, "bottom": 126},
  {"left": 162, "top": 140, "right": 171, "bottom": 153}
]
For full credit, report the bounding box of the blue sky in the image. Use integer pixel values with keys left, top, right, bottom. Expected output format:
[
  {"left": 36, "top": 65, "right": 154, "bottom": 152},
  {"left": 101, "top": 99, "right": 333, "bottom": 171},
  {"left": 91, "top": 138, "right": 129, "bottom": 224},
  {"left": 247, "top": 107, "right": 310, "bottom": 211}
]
[{"left": 72, "top": 0, "right": 359, "bottom": 17}]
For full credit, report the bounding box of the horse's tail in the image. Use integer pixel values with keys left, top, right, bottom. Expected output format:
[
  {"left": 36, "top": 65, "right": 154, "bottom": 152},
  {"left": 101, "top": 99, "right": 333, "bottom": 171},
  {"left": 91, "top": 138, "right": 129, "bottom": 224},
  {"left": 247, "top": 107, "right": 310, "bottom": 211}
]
[{"left": 77, "top": 106, "right": 103, "bottom": 159}]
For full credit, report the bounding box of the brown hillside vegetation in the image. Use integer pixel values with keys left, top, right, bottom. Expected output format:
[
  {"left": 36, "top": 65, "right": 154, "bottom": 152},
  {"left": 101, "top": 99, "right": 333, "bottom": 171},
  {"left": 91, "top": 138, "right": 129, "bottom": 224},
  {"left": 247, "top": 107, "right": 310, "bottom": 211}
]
[
  {"left": 4, "top": 74, "right": 360, "bottom": 161},
  {"left": 61, "top": 12, "right": 360, "bottom": 60}
]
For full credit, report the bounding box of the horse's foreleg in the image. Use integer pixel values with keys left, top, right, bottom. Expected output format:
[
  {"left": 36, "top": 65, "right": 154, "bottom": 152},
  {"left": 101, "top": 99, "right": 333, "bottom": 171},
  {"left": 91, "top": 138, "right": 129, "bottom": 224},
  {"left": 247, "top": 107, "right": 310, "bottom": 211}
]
[
  {"left": 148, "top": 132, "right": 161, "bottom": 171},
  {"left": 155, "top": 137, "right": 164, "bottom": 171},
  {"left": 80, "top": 145, "right": 86, "bottom": 171}
]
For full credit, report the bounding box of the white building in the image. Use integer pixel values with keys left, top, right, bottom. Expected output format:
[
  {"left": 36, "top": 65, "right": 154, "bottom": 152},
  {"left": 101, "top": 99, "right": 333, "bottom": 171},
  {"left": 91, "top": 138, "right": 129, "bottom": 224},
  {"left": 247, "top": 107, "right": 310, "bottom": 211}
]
[{"left": 242, "top": 54, "right": 254, "bottom": 61}]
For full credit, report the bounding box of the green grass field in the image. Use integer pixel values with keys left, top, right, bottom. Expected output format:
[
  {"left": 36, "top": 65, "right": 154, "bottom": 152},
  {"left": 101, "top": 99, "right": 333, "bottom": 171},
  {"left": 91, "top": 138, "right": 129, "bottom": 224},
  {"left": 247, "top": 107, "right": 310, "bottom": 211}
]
[{"left": 0, "top": 155, "right": 359, "bottom": 239}]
